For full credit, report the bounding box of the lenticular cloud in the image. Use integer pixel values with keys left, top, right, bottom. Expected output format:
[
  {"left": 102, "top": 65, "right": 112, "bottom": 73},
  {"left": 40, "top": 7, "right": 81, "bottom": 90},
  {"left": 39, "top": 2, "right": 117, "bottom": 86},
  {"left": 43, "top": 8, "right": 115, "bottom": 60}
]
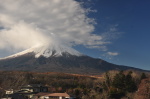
[{"left": 0, "top": 0, "right": 104, "bottom": 52}]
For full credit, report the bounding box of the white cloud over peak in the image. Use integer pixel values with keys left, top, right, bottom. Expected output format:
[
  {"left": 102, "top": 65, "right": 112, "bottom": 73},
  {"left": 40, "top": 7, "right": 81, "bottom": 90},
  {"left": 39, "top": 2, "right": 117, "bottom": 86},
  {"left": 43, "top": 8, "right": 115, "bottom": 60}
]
[
  {"left": 0, "top": 0, "right": 108, "bottom": 53},
  {"left": 1, "top": 0, "right": 123, "bottom": 59},
  {"left": 0, "top": 21, "right": 49, "bottom": 50}
]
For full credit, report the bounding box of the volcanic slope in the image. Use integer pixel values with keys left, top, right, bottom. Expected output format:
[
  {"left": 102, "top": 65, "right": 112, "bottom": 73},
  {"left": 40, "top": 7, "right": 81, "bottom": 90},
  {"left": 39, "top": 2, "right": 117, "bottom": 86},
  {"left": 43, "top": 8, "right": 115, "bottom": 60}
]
[{"left": 0, "top": 44, "right": 147, "bottom": 75}]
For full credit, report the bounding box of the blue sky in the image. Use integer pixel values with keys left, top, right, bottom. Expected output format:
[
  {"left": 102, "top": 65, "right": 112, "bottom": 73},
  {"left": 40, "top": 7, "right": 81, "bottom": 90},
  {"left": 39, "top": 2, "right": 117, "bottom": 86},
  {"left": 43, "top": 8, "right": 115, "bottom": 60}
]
[
  {"left": 74, "top": 0, "right": 150, "bottom": 70},
  {"left": 0, "top": 0, "right": 149, "bottom": 70}
]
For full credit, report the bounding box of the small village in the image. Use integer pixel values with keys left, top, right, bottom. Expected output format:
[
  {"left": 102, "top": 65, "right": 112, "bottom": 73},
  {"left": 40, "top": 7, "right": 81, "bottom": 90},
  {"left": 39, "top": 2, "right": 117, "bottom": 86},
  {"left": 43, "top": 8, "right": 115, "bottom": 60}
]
[
  {"left": 1, "top": 84, "right": 75, "bottom": 99},
  {"left": 0, "top": 71, "right": 150, "bottom": 99}
]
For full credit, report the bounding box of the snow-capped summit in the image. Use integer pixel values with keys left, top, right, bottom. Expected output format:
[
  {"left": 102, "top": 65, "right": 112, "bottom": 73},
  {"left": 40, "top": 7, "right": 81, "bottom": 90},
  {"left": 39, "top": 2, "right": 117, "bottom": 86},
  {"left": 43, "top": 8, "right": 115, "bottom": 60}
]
[
  {"left": 1, "top": 33, "right": 83, "bottom": 60},
  {"left": 32, "top": 43, "right": 83, "bottom": 58},
  {"left": 2, "top": 43, "right": 83, "bottom": 59}
]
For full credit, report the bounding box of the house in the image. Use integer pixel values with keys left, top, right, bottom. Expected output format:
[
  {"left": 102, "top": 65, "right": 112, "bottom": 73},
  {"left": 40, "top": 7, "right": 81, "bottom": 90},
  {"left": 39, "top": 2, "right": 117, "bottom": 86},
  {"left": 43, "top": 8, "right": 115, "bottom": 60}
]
[
  {"left": 34, "top": 92, "right": 75, "bottom": 99},
  {"left": 0, "top": 89, "right": 14, "bottom": 99},
  {"left": 20, "top": 84, "right": 48, "bottom": 93},
  {"left": 7, "top": 84, "right": 49, "bottom": 99},
  {"left": 5, "top": 89, "right": 13, "bottom": 95}
]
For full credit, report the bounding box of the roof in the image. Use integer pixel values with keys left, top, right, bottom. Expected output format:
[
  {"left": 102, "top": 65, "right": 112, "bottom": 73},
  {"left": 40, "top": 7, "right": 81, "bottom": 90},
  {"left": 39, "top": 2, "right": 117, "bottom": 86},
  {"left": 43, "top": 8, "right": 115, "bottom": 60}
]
[
  {"left": 35, "top": 92, "right": 49, "bottom": 96},
  {"left": 21, "top": 84, "right": 47, "bottom": 88},
  {"left": 5, "top": 89, "right": 13, "bottom": 91},
  {"left": 35, "top": 92, "right": 70, "bottom": 97}
]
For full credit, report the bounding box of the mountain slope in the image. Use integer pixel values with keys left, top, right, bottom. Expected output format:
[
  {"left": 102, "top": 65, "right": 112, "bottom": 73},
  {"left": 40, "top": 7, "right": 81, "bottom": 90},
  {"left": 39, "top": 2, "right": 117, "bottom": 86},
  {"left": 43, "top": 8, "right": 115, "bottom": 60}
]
[
  {"left": 0, "top": 44, "right": 148, "bottom": 74},
  {"left": 0, "top": 53, "right": 147, "bottom": 75}
]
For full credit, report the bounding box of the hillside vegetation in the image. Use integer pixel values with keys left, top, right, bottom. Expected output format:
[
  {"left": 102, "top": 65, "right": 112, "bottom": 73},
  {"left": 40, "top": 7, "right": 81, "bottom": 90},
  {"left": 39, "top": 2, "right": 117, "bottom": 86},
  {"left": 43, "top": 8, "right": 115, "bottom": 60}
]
[{"left": 0, "top": 70, "right": 149, "bottom": 99}]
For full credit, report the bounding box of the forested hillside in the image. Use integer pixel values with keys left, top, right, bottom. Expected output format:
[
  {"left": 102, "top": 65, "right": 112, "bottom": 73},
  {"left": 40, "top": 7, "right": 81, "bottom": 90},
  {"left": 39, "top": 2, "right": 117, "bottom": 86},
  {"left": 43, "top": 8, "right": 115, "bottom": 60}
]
[{"left": 0, "top": 71, "right": 149, "bottom": 99}]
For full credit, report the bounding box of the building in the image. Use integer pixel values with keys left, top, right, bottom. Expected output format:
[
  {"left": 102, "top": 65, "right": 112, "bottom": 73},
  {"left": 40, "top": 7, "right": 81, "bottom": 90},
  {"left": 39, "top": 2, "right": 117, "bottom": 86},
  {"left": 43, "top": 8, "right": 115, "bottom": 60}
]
[
  {"left": 34, "top": 92, "right": 75, "bottom": 99},
  {"left": 5, "top": 89, "right": 13, "bottom": 95},
  {"left": 1, "top": 85, "right": 75, "bottom": 99},
  {"left": 7, "top": 84, "right": 48, "bottom": 99},
  {"left": 20, "top": 84, "right": 48, "bottom": 93}
]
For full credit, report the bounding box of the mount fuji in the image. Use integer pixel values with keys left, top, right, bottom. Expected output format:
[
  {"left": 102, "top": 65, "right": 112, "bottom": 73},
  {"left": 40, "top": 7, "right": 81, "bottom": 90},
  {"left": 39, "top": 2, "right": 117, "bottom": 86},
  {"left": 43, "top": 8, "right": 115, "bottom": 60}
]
[{"left": 0, "top": 43, "right": 148, "bottom": 74}]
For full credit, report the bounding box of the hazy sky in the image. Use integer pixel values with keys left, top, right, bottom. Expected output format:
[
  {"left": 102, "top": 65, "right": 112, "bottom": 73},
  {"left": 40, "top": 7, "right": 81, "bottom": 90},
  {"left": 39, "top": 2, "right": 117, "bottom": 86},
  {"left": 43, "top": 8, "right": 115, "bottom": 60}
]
[{"left": 0, "top": 0, "right": 150, "bottom": 70}]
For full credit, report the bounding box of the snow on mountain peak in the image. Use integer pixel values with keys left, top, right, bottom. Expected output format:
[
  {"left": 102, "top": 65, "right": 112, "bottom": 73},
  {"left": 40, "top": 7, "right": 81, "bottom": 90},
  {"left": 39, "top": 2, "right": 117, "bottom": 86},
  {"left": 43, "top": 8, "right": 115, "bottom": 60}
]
[
  {"left": 1, "top": 33, "right": 83, "bottom": 59},
  {"left": 1, "top": 43, "right": 83, "bottom": 59},
  {"left": 33, "top": 43, "right": 83, "bottom": 58}
]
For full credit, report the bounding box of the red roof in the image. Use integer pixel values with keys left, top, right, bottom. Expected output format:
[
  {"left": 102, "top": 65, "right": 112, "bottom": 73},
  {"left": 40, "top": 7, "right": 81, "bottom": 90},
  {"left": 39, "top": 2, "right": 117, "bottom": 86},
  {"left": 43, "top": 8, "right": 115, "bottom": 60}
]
[{"left": 35, "top": 92, "right": 70, "bottom": 97}]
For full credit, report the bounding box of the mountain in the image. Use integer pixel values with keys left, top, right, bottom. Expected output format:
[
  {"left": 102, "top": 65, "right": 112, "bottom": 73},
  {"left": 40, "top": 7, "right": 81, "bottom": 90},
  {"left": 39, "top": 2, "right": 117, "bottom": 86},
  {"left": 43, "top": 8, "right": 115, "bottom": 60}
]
[{"left": 0, "top": 44, "right": 148, "bottom": 75}]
